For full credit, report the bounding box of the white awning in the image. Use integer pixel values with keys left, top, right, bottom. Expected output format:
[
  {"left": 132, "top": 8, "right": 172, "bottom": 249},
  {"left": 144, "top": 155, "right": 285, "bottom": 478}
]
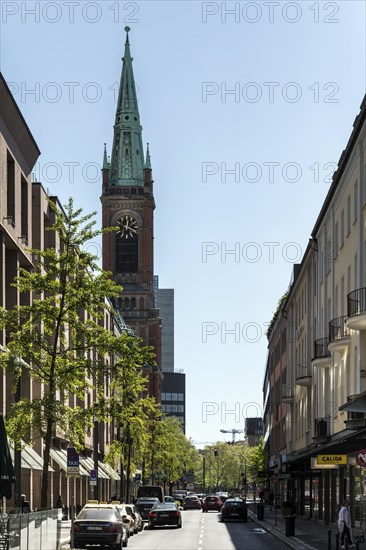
[
  {"left": 99, "top": 462, "right": 120, "bottom": 481},
  {"left": 50, "top": 448, "right": 89, "bottom": 477},
  {"left": 10, "top": 441, "right": 54, "bottom": 472},
  {"left": 79, "top": 457, "right": 109, "bottom": 479}
]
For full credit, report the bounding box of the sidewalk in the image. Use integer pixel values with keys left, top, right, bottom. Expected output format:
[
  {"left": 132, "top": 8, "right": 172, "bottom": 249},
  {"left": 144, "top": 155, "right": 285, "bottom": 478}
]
[{"left": 248, "top": 503, "right": 341, "bottom": 550}]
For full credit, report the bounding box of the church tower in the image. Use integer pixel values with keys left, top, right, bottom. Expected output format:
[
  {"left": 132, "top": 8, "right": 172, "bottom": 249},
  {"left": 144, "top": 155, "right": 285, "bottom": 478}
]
[{"left": 101, "top": 27, "right": 162, "bottom": 401}]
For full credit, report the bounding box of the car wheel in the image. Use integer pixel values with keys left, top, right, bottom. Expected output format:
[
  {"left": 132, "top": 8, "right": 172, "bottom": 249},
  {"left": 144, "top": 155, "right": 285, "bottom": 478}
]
[
  {"left": 122, "top": 537, "right": 128, "bottom": 548},
  {"left": 134, "top": 529, "right": 138, "bottom": 534},
  {"left": 221, "top": 518, "right": 225, "bottom": 523},
  {"left": 149, "top": 525, "right": 154, "bottom": 530}
]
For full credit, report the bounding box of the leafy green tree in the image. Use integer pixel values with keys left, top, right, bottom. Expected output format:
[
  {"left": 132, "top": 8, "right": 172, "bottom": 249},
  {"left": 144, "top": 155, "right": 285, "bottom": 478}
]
[
  {"left": 145, "top": 416, "right": 199, "bottom": 487},
  {"left": 0, "top": 198, "right": 144, "bottom": 509},
  {"left": 247, "top": 437, "right": 265, "bottom": 480},
  {"left": 104, "top": 335, "right": 159, "bottom": 500}
]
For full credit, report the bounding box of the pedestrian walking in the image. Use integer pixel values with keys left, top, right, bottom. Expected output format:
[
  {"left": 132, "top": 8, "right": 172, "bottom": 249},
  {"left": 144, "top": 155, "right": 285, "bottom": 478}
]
[
  {"left": 259, "top": 488, "right": 264, "bottom": 504},
  {"left": 269, "top": 489, "right": 275, "bottom": 511},
  {"left": 55, "top": 495, "right": 63, "bottom": 509},
  {"left": 338, "top": 499, "right": 354, "bottom": 548}
]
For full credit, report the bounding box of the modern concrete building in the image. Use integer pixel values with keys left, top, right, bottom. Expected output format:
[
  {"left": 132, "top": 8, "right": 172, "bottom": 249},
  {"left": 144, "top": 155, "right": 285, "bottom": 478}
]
[
  {"left": 245, "top": 417, "right": 263, "bottom": 447},
  {"left": 161, "top": 372, "right": 186, "bottom": 432},
  {"left": 264, "top": 94, "right": 366, "bottom": 527},
  {"left": 156, "top": 287, "right": 174, "bottom": 373}
]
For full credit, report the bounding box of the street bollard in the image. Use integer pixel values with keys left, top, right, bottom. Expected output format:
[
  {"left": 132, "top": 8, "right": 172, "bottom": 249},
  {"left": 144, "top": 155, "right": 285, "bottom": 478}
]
[
  {"left": 335, "top": 532, "right": 339, "bottom": 550},
  {"left": 327, "top": 529, "right": 331, "bottom": 550}
]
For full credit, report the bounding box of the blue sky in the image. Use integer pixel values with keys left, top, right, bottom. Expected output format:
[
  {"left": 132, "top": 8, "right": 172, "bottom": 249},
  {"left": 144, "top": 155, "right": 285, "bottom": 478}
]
[{"left": 2, "top": 0, "right": 365, "bottom": 446}]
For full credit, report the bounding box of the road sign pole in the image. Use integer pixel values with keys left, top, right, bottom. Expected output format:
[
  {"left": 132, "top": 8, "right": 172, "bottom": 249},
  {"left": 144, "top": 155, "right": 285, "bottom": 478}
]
[{"left": 70, "top": 477, "right": 74, "bottom": 549}]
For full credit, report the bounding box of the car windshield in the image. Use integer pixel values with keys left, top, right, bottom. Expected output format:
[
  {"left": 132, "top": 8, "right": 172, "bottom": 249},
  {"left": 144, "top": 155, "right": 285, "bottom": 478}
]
[
  {"left": 186, "top": 496, "right": 198, "bottom": 500},
  {"left": 206, "top": 497, "right": 217, "bottom": 501},
  {"left": 226, "top": 501, "right": 243, "bottom": 507},
  {"left": 77, "top": 508, "right": 116, "bottom": 521}
]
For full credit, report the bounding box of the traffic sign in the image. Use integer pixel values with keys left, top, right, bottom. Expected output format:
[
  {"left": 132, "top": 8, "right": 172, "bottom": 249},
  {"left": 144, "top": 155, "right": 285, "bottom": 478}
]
[
  {"left": 90, "top": 469, "right": 97, "bottom": 485},
  {"left": 67, "top": 447, "right": 80, "bottom": 476}
]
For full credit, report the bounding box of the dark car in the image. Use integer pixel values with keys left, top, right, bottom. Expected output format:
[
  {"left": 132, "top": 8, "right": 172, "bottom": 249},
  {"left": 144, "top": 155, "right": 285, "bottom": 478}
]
[
  {"left": 202, "top": 495, "right": 222, "bottom": 512},
  {"left": 135, "top": 497, "right": 160, "bottom": 520},
  {"left": 183, "top": 496, "right": 201, "bottom": 510},
  {"left": 221, "top": 498, "right": 247, "bottom": 522},
  {"left": 148, "top": 503, "right": 182, "bottom": 529},
  {"left": 72, "top": 505, "right": 128, "bottom": 548}
]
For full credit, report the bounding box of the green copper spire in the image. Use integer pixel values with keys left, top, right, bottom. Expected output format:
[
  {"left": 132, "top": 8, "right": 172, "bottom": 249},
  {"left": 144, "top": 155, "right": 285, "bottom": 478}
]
[
  {"left": 110, "top": 27, "right": 145, "bottom": 186},
  {"left": 144, "top": 142, "right": 152, "bottom": 169},
  {"left": 102, "top": 143, "right": 108, "bottom": 169}
]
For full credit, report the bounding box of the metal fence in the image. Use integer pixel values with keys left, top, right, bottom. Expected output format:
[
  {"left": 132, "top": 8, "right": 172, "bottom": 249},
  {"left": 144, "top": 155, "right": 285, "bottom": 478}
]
[{"left": 2, "top": 509, "right": 60, "bottom": 550}]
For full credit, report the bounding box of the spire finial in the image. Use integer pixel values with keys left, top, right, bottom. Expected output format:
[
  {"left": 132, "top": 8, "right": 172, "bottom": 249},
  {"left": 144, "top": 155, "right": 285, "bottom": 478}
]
[
  {"left": 125, "top": 26, "right": 130, "bottom": 44},
  {"left": 103, "top": 143, "right": 109, "bottom": 170},
  {"left": 144, "top": 142, "right": 152, "bottom": 170}
]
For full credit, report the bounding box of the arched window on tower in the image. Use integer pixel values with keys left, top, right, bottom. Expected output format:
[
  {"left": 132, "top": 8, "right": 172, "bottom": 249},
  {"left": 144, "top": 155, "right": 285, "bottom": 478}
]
[
  {"left": 116, "top": 215, "right": 138, "bottom": 272},
  {"left": 130, "top": 297, "right": 136, "bottom": 310}
]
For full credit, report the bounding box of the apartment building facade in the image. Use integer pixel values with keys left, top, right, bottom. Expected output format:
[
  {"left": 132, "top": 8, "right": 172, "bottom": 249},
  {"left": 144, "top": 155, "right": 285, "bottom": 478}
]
[
  {"left": 1, "top": 73, "right": 122, "bottom": 510},
  {"left": 265, "top": 94, "right": 366, "bottom": 526}
]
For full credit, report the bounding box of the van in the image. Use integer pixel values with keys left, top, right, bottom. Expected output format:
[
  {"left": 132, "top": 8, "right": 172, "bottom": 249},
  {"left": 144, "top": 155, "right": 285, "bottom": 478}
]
[{"left": 137, "top": 485, "right": 164, "bottom": 502}]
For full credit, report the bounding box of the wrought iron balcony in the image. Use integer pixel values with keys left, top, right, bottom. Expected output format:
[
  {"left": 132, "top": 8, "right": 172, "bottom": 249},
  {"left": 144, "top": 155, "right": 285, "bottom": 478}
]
[
  {"left": 328, "top": 316, "right": 351, "bottom": 352},
  {"left": 313, "top": 416, "right": 331, "bottom": 442},
  {"left": 347, "top": 288, "right": 366, "bottom": 330},
  {"left": 312, "top": 338, "right": 331, "bottom": 366},
  {"left": 345, "top": 410, "right": 366, "bottom": 430}
]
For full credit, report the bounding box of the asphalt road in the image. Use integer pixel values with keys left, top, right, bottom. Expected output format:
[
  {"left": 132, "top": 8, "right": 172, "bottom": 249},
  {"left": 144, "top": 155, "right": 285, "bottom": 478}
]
[{"left": 80, "top": 510, "right": 289, "bottom": 550}]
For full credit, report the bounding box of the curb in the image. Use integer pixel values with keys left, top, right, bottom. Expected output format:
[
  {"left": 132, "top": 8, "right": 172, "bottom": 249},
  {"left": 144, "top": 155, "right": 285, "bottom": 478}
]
[{"left": 248, "top": 510, "right": 318, "bottom": 550}]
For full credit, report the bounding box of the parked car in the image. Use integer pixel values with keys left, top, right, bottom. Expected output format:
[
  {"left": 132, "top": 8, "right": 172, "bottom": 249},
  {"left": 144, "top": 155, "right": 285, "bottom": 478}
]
[
  {"left": 183, "top": 496, "right": 201, "bottom": 510},
  {"left": 135, "top": 497, "right": 160, "bottom": 521},
  {"left": 202, "top": 495, "right": 223, "bottom": 512},
  {"left": 148, "top": 503, "right": 182, "bottom": 529},
  {"left": 114, "top": 504, "right": 135, "bottom": 537},
  {"left": 124, "top": 504, "right": 142, "bottom": 534},
  {"left": 72, "top": 505, "right": 128, "bottom": 548},
  {"left": 221, "top": 498, "right": 247, "bottom": 522},
  {"left": 172, "top": 493, "right": 185, "bottom": 506}
]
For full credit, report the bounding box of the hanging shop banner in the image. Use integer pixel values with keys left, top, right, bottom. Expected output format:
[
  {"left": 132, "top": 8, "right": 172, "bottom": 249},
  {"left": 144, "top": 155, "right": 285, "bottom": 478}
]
[
  {"left": 316, "top": 454, "right": 347, "bottom": 466},
  {"left": 356, "top": 450, "right": 366, "bottom": 467}
]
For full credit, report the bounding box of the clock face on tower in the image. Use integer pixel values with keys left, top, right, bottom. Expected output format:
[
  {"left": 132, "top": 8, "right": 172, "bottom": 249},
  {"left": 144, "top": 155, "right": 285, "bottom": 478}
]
[{"left": 117, "top": 215, "right": 138, "bottom": 239}]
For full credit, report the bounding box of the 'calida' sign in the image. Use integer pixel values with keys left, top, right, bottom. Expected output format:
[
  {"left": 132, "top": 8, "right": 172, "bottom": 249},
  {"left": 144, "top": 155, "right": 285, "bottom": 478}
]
[
  {"left": 316, "top": 454, "right": 347, "bottom": 465},
  {"left": 356, "top": 450, "right": 366, "bottom": 467}
]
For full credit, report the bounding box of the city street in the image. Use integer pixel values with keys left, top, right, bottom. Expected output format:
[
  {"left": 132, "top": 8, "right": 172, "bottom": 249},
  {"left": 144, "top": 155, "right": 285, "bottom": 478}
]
[{"left": 64, "top": 510, "right": 288, "bottom": 550}]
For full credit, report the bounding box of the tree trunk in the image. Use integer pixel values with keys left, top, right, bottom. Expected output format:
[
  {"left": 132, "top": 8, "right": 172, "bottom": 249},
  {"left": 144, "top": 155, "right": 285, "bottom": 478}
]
[{"left": 41, "top": 414, "right": 53, "bottom": 509}]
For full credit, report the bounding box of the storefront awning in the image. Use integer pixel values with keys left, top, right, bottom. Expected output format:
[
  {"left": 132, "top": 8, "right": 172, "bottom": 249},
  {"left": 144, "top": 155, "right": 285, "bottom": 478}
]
[
  {"left": 10, "top": 441, "right": 54, "bottom": 472},
  {"left": 79, "top": 457, "right": 109, "bottom": 479},
  {"left": 50, "top": 448, "right": 89, "bottom": 476},
  {"left": 339, "top": 391, "right": 366, "bottom": 413},
  {"left": 98, "top": 462, "right": 120, "bottom": 481}
]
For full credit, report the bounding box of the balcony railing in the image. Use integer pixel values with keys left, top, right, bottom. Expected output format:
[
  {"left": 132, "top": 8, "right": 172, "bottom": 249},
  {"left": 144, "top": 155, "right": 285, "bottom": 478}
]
[
  {"left": 314, "top": 416, "right": 331, "bottom": 438},
  {"left": 329, "top": 316, "right": 350, "bottom": 343},
  {"left": 313, "top": 337, "right": 331, "bottom": 360},
  {"left": 348, "top": 288, "right": 366, "bottom": 317}
]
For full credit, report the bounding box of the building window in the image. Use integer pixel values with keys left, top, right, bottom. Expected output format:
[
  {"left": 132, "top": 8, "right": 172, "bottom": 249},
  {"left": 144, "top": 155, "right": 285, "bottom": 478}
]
[
  {"left": 334, "top": 222, "right": 338, "bottom": 258},
  {"left": 20, "top": 177, "right": 28, "bottom": 242},
  {"left": 166, "top": 405, "right": 172, "bottom": 413},
  {"left": 171, "top": 393, "right": 177, "bottom": 401},
  {"left": 354, "top": 180, "right": 358, "bottom": 222},
  {"left": 177, "top": 405, "right": 184, "bottom": 413},
  {"left": 340, "top": 210, "right": 344, "bottom": 246},
  {"left": 171, "top": 405, "right": 177, "bottom": 413},
  {"left": 347, "top": 195, "right": 351, "bottom": 236},
  {"left": 165, "top": 393, "right": 172, "bottom": 401},
  {"left": 7, "top": 152, "right": 15, "bottom": 224},
  {"left": 177, "top": 393, "right": 184, "bottom": 401},
  {"left": 116, "top": 233, "right": 138, "bottom": 272}
]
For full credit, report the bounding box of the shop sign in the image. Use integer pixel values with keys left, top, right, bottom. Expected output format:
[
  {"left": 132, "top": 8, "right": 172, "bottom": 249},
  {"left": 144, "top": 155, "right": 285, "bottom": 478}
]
[
  {"left": 316, "top": 454, "right": 347, "bottom": 466},
  {"left": 356, "top": 449, "right": 366, "bottom": 467}
]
